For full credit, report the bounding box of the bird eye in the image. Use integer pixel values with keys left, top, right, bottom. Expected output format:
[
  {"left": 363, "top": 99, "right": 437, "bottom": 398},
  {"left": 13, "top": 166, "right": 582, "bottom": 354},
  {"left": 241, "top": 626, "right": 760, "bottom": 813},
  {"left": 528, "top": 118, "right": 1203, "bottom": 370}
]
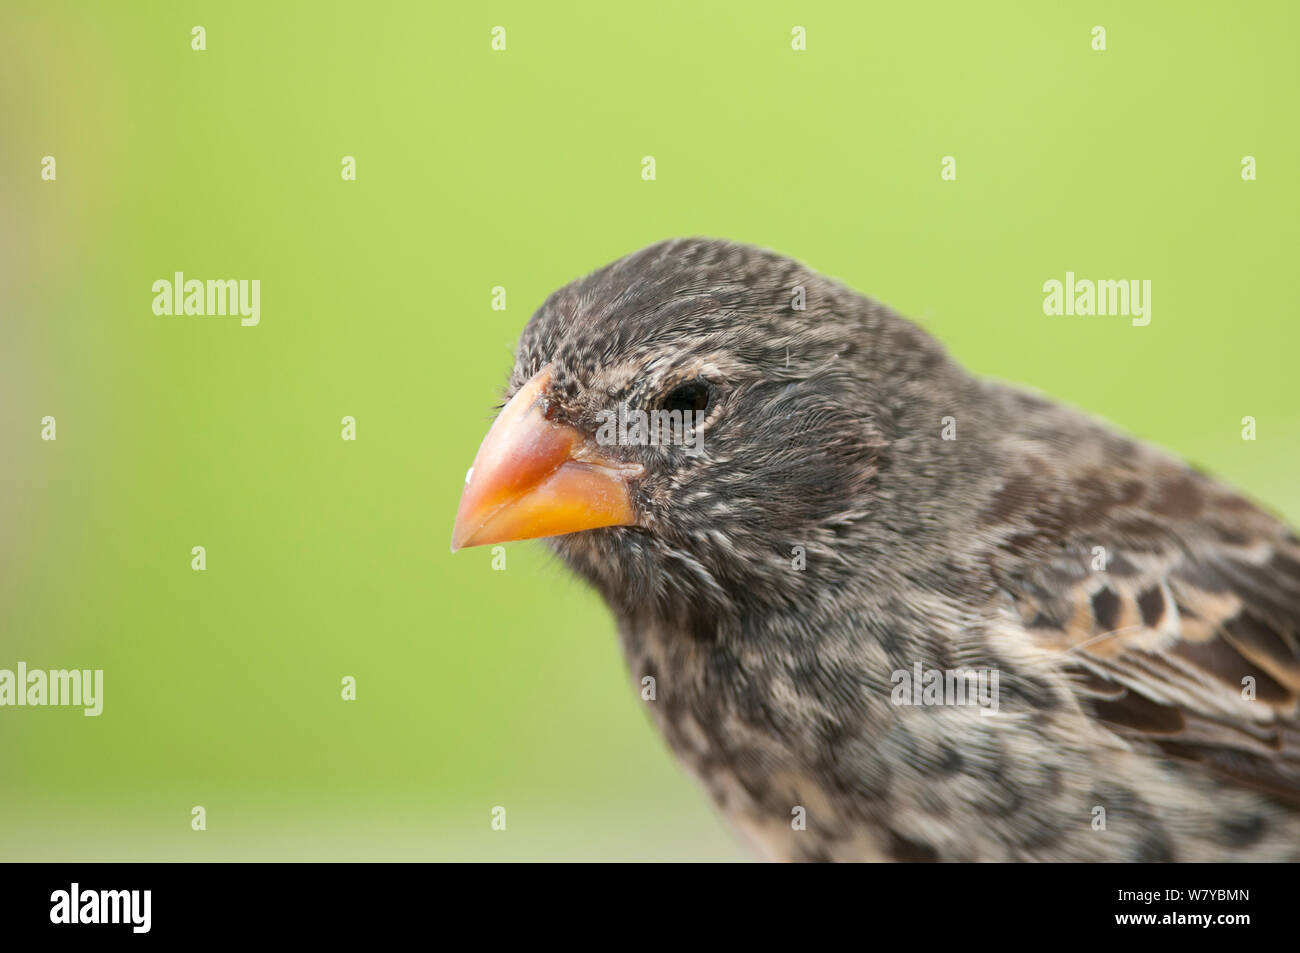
[{"left": 659, "top": 379, "right": 714, "bottom": 415}]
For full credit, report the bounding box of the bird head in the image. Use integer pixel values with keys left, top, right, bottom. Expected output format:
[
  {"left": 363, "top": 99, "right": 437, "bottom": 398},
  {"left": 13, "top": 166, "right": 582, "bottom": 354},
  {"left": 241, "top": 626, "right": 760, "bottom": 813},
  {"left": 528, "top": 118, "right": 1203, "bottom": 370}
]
[{"left": 452, "top": 238, "right": 970, "bottom": 625}]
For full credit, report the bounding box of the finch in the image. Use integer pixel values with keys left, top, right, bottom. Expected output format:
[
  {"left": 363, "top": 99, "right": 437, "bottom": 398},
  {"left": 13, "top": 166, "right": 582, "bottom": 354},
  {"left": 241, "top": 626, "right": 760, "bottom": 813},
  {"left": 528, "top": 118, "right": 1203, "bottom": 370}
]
[{"left": 452, "top": 238, "right": 1300, "bottom": 861}]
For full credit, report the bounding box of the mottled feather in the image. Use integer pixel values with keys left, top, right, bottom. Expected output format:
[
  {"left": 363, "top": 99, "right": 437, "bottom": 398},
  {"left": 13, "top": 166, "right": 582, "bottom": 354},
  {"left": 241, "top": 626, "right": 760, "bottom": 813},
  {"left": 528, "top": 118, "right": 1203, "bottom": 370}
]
[{"left": 501, "top": 237, "right": 1300, "bottom": 861}]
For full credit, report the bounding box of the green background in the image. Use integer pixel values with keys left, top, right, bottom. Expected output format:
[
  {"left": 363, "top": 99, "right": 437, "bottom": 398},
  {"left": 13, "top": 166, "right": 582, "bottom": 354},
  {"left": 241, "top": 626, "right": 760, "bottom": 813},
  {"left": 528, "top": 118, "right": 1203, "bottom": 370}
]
[{"left": 2, "top": 1, "right": 1296, "bottom": 860}]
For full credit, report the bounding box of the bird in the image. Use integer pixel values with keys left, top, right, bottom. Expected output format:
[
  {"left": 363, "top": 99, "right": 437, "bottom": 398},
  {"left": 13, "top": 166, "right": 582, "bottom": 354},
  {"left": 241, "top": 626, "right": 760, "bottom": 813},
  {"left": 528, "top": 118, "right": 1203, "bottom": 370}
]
[{"left": 451, "top": 237, "right": 1300, "bottom": 862}]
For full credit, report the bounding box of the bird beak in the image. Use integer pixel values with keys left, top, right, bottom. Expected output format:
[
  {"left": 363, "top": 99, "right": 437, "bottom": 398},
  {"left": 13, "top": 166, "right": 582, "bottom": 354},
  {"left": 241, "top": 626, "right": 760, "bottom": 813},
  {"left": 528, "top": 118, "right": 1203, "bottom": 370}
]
[{"left": 451, "top": 366, "right": 643, "bottom": 551}]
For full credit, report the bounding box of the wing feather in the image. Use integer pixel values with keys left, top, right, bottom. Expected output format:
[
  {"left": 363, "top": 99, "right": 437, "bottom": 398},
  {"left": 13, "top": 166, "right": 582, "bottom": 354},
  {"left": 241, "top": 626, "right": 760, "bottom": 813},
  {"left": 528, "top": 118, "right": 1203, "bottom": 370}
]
[{"left": 984, "top": 405, "right": 1300, "bottom": 806}]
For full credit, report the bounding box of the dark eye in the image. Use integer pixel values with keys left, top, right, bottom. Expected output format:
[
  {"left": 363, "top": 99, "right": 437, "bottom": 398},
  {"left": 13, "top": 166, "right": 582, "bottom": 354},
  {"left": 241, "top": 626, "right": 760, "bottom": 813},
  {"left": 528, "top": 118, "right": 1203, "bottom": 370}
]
[{"left": 659, "top": 379, "right": 714, "bottom": 415}]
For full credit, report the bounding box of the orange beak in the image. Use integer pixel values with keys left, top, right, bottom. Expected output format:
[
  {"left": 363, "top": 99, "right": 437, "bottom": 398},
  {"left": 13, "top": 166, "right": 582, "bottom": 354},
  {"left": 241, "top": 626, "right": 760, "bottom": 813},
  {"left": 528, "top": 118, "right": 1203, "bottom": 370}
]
[{"left": 451, "top": 366, "right": 643, "bottom": 550}]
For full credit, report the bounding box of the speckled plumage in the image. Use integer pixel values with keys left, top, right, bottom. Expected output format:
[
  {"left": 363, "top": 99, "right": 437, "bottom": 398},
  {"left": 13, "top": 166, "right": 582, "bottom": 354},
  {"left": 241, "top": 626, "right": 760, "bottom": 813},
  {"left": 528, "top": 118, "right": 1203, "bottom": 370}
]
[{"left": 501, "top": 237, "right": 1300, "bottom": 861}]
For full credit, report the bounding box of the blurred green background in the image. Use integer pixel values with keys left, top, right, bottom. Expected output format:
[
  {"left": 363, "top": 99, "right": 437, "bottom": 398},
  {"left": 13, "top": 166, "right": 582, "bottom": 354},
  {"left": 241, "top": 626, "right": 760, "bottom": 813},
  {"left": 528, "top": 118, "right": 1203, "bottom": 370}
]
[{"left": 1, "top": 1, "right": 1296, "bottom": 860}]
